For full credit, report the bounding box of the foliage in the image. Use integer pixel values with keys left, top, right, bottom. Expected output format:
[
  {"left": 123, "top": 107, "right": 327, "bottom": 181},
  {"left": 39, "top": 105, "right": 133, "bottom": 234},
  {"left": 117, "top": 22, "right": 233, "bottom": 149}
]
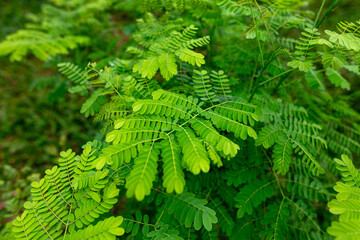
[
  {"left": 0, "top": 0, "right": 116, "bottom": 61},
  {"left": 1, "top": 0, "right": 360, "bottom": 239},
  {"left": 0, "top": 0, "right": 121, "bottom": 232},
  {"left": 0, "top": 57, "right": 100, "bottom": 231},
  {"left": 328, "top": 155, "right": 360, "bottom": 240}
]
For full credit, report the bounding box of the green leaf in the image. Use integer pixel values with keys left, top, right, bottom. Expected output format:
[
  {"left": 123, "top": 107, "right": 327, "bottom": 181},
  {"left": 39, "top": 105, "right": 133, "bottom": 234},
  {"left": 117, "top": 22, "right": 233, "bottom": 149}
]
[
  {"left": 334, "top": 155, "right": 360, "bottom": 187},
  {"left": 81, "top": 88, "right": 107, "bottom": 117},
  {"left": 328, "top": 220, "right": 360, "bottom": 240},
  {"left": 287, "top": 60, "right": 313, "bottom": 72},
  {"left": 159, "top": 53, "right": 178, "bottom": 80},
  {"left": 125, "top": 144, "right": 160, "bottom": 201},
  {"left": 325, "top": 30, "right": 360, "bottom": 51},
  {"left": 235, "top": 178, "right": 274, "bottom": 218},
  {"left": 166, "top": 192, "right": 218, "bottom": 231},
  {"left": 89, "top": 192, "right": 101, "bottom": 203},
  {"left": 133, "top": 56, "right": 160, "bottom": 79},
  {"left": 310, "top": 38, "right": 334, "bottom": 48},
  {"left": 161, "top": 139, "right": 186, "bottom": 194},
  {"left": 322, "top": 53, "right": 346, "bottom": 70},
  {"left": 305, "top": 68, "right": 325, "bottom": 90},
  {"left": 326, "top": 68, "right": 350, "bottom": 90},
  {"left": 272, "top": 137, "right": 292, "bottom": 175},
  {"left": 175, "top": 48, "right": 205, "bottom": 67},
  {"left": 104, "top": 182, "right": 120, "bottom": 199},
  {"left": 108, "top": 227, "right": 125, "bottom": 235},
  {"left": 65, "top": 216, "right": 125, "bottom": 239},
  {"left": 176, "top": 128, "right": 210, "bottom": 175}
]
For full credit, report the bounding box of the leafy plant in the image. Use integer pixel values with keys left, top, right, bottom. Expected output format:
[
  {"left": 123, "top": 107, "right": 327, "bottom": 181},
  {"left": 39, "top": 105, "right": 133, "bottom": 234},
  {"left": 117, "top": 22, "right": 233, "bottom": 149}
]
[
  {"left": 328, "top": 155, "right": 360, "bottom": 240},
  {"left": 0, "top": 0, "right": 117, "bottom": 61},
  {"left": 2, "top": 0, "right": 360, "bottom": 239}
]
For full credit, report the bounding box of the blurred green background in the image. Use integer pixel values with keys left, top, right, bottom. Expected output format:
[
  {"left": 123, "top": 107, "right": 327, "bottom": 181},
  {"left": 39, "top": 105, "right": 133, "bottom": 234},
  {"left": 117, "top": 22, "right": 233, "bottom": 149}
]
[
  {"left": 0, "top": 0, "right": 359, "bottom": 233},
  {"left": 0, "top": 0, "right": 98, "bottom": 228}
]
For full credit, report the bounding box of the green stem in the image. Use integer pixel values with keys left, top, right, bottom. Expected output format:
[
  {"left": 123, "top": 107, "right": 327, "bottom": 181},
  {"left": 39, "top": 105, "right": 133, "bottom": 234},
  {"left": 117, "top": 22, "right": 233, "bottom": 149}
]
[
  {"left": 259, "top": 69, "right": 294, "bottom": 86},
  {"left": 316, "top": 0, "right": 344, "bottom": 28},
  {"left": 248, "top": 1, "right": 264, "bottom": 67},
  {"left": 272, "top": 70, "right": 293, "bottom": 94},
  {"left": 249, "top": 50, "right": 286, "bottom": 102},
  {"left": 314, "top": 0, "right": 327, "bottom": 28}
]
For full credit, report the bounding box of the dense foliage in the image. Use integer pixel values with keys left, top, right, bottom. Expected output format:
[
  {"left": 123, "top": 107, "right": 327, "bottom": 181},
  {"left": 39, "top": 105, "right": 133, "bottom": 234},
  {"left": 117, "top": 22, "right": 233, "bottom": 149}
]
[{"left": 1, "top": 0, "right": 360, "bottom": 239}]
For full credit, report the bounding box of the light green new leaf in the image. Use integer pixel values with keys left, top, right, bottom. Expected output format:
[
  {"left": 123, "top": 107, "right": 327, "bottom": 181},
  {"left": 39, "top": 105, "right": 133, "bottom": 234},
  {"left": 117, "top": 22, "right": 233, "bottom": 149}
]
[
  {"left": 125, "top": 144, "right": 160, "bottom": 201},
  {"left": 334, "top": 155, "right": 360, "bottom": 187},
  {"left": 175, "top": 48, "right": 205, "bottom": 67},
  {"left": 325, "top": 30, "right": 360, "bottom": 51},
  {"left": 322, "top": 53, "right": 346, "bottom": 70},
  {"left": 133, "top": 56, "right": 160, "bottom": 79},
  {"left": 161, "top": 139, "right": 185, "bottom": 194},
  {"left": 287, "top": 59, "right": 313, "bottom": 72},
  {"left": 328, "top": 220, "right": 360, "bottom": 240},
  {"left": 159, "top": 53, "right": 178, "bottom": 80},
  {"left": 65, "top": 216, "right": 125, "bottom": 240}
]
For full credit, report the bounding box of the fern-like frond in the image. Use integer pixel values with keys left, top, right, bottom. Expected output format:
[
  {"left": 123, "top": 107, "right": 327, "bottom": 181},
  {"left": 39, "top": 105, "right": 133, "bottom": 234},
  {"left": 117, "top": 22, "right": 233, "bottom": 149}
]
[
  {"left": 328, "top": 155, "right": 360, "bottom": 239},
  {"left": 216, "top": 0, "right": 250, "bottom": 14},
  {"left": 123, "top": 76, "right": 157, "bottom": 99},
  {"left": 133, "top": 56, "right": 160, "bottom": 79},
  {"left": 164, "top": 192, "right": 218, "bottom": 231},
  {"left": 0, "top": 30, "right": 89, "bottom": 61},
  {"left": 202, "top": 110, "right": 257, "bottom": 140},
  {"left": 325, "top": 68, "right": 350, "bottom": 90},
  {"left": 190, "top": 118, "right": 239, "bottom": 158},
  {"left": 272, "top": 136, "right": 292, "bottom": 175},
  {"left": 305, "top": 68, "right": 325, "bottom": 90},
  {"left": 133, "top": 99, "right": 193, "bottom": 119},
  {"left": 328, "top": 198, "right": 360, "bottom": 222},
  {"left": 176, "top": 127, "right": 210, "bottom": 175},
  {"left": 94, "top": 139, "right": 152, "bottom": 170},
  {"left": 208, "top": 198, "right": 234, "bottom": 235},
  {"left": 159, "top": 53, "right": 178, "bottom": 80},
  {"left": 287, "top": 28, "right": 320, "bottom": 72},
  {"left": 325, "top": 29, "right": 360, "bottom": 52},
  {"left": 327, "top": 220, "right": 360, "bottom": 240},
  {"left": 125, "top": 143, "right": 160, "bottom": 201},
  {"left": 161, "top": 138, "right": 185, "bottom": 194},
  {"left": 58, "top": 62, "right": 89, "bottom": 84},
  {"left": 132, "top": 19, "right": 209, "bottom": 80},
  {"left": 292, "top": 139, "right": 325, "bottom": 175},
  {"left": 192, "top": 70, "right": 219, "bottom": 103},
  {"left": 12, "top": 146, "right": 121, "bottom": 239},
  {"left": 214, "top": 100, "right": 260, "bottom": 126},
  {"left": 152, "top": 89, "right": 200, "bottom": 112},
  {"left": 260, "top": 202, "right": 289, "bottom": 240},
  {"left": 210, "top": 70, "right": 232, "bottom": 100},
  {"left": 176, "top": 48, "right": 206, "bottom": 67},
  {"left": 256, "top": 124, "right": 285, "bottom": 148},
  {"left": 334, "top": 154, "right": 360, "bottom": 187},
  {"left": 80, "top": 89, "right": 107, "bottom": 117},
  {"left": 115, "top": 116, "right": 176, "bottom": 132},
  {"left": 106, "top": 128, "right": 164, "bottom": 144},
  {"left": 94, "top": 101, "right": 129, "bottom": 122},
  {"left": 285, "top": 174, "right": 329, "bottom": 201},
  {"left": 235, "top": 178, "right": 275, "bottom": 218},
  {"left": 64, "top": 216, "right": 125, "bottom": 240}
]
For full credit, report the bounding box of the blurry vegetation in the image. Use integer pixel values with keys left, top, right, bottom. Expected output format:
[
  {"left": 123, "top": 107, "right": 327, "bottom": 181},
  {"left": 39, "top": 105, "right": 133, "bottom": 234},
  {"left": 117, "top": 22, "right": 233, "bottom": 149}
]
[{"left": 0, "top": 0, "right": 141, "bottom": 230}]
